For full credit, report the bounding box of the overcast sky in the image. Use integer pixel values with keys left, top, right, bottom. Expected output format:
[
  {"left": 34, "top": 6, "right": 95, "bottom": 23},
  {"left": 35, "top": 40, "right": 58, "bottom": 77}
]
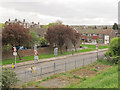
[{"left": 0, "top": 0, "right": 119, "bottom": 25}]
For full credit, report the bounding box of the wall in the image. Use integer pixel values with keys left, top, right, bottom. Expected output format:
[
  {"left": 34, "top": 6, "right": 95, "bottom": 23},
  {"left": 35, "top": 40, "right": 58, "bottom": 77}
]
[{"left": 2, "top": 47, "right": 53, "bottom": 60}]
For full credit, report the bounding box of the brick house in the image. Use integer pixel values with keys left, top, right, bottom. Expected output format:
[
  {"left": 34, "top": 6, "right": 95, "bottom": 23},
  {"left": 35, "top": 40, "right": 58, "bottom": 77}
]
[{"left": 76, "top": 29, "right": 117, "bottom": 44}]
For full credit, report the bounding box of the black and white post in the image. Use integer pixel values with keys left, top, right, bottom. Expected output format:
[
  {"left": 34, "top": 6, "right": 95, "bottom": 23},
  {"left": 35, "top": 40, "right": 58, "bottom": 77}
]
[
  {"left": 13, "top": 47, "right": 17, "bottom": 68},
  {"left": 34, "top": 44, "right": 39, "bottom": 64}
]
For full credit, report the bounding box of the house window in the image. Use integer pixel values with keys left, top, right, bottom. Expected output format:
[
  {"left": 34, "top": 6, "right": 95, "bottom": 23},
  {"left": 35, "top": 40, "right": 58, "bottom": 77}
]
[
  {"left": 82, "top": 33, "right": 86, "bottom": 35},
  {"left": 87, "top": 34, "right": 91, "bottom": 37},
  {"left": 99, "top": 39, "right": 103, "bottom": 43},
  {"left": 99, "top": 34, "right": 103, "bottom": 37},
  {"left": 93, "top": 34, "right": 97, "bottom": 36}
]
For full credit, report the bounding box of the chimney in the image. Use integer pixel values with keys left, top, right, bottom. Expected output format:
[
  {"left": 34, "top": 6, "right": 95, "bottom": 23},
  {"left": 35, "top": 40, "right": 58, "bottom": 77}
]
[
  {"left": 15, "top": 18, "right": 17, "bottom": 21},
  {"left": 8, "top": 18, "right": 10, "bottom": 22},
  {"left": 23, "top": 19, "right": 25, "bottom": 22},
  {"left": 32, "top": 22, "right": 34, "bottom": 24}
]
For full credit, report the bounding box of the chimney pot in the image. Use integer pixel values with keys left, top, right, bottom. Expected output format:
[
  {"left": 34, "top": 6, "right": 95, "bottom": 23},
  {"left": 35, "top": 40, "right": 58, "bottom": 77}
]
[
  {"left": 15, "top": 18, "right": 17, "bottom": 21},
  {"left": 23, "top": 19, "right": 25, "bottom": 22},
  {"left": 8, "top": 19, "right": 10, "bottom": 21}
]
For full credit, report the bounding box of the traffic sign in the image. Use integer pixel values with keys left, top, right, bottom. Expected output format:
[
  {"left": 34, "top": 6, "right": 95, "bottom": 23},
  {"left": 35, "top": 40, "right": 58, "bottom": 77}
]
[
  {"left": 13, "top": 52, "right": 17, "bottom": 56},
  {"left": 96, "top": 45, "right": 98, "bottom": 49},
  {"left": 13, "top": 47, "right": 17, "bottom": 52}
]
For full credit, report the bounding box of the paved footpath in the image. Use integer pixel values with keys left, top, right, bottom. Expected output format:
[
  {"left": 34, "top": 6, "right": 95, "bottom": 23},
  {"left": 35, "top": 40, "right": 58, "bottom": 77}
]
[
  {"left": 2, "top": 48, "right": 108, "bottom": 68},
  {"left": 2, "top": 48, "right": 107, "bottom": 84},
  {"left": 14, "top": 49, "right": 107, "bottom": 83}
]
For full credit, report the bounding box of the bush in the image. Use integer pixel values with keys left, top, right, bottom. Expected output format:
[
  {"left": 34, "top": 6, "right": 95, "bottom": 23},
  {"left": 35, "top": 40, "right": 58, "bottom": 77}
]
[
  {"left": 106, "top": 37, "right": 120, "bottom": 56},
  {"left": 106, "top": 37, "right": 120, "bottom": 63},
  {"left": 2, "top": 68, "right": 18, "bottom": 88}
]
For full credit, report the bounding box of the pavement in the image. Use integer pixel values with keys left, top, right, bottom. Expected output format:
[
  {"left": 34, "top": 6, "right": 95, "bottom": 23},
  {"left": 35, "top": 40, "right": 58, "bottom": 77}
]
[{"left": 2, "top": 48, "right": 108, "bottom": 68}]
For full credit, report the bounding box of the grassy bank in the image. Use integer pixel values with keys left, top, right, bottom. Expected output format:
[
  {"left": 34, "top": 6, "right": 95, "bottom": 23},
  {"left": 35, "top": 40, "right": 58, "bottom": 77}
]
[
  {"left": 20, "top": 59, "right": 118, "bottom": 88},
  {"left": 2, "top": 48, "right": 95, "bottom": 65},
  {"left": 68, "top": 65, "right": 118, "bottom": 88}
]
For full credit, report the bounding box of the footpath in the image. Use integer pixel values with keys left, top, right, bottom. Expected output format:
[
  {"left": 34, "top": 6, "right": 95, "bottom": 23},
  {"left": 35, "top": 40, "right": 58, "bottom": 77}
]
[{"left": 2, "top": 48, "right": 108, "bottom": 68}]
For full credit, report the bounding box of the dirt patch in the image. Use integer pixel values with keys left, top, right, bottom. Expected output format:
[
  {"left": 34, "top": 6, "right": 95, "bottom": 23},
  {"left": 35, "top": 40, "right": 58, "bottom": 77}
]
[
  {"left": 71, "top": 65, "right": 112, "bottom": 77},
  {"left": 25, "top": 64, "right": 112, "bottom": 88},
  {"left": 39, "top": 75, "right": 80, "bottom": 88}
]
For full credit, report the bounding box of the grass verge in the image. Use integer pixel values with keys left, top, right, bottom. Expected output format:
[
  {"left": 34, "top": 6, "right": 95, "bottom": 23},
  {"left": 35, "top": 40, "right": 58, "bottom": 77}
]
[
  {"left": 3, "top": 48, "right": 95, "bottom": 65},
  {"left": 21, "top": 58, "right": 117, "bottom": 88},
  {"left": 80, "top": 44, "right": 108, "bottom": 49},
  {"left": 68, "top": 65, "right": 118, "bottom": 88}
]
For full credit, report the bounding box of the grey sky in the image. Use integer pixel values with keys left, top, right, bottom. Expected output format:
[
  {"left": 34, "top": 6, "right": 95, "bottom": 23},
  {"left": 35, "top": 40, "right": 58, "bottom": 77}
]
[{"left": 0, "top": 0, "right": 119, "bottom": 25}]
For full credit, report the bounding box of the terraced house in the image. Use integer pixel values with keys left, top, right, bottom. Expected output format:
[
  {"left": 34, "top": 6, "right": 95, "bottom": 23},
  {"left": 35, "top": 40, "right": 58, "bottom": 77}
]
[{"left": 77, "top": 28, "right": 118, "bottom": 45}]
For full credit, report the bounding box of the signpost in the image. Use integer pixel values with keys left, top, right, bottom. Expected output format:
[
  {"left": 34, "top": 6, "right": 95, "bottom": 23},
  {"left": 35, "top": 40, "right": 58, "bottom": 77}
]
[
  {"left": 34, "top": 44, "right": 39, "bottom": 64},
  {"left": 13, "top": 47, "right": 17, "bottom": 68}
]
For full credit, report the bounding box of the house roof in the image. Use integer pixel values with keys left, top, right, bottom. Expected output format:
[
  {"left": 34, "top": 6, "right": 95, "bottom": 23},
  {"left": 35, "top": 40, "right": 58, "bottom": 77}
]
[
  {"left": 31, "top": 27, "right": 47, "bottom": 38},
  {"left": 77, "top": 28, "right": 116, "bottom": 35}
]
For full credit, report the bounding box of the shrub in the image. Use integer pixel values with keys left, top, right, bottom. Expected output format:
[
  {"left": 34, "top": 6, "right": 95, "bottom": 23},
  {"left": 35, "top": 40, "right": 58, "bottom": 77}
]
[
  {"left": 106, "top": 37, "right": 120, "bottom": 56},
  {"left": 2, "top": 68, "right": 18, "bottom": 88},
  {"left": 106, "top": 37, "right": 120, "bottom": 63}
]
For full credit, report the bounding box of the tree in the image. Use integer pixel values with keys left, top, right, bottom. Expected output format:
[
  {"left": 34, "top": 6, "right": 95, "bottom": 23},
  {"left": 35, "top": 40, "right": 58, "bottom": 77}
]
[
  {"left": 30, "top": 30, "right": 39, "bottom": 47},
  {"left": 105, "top": 37, "right": 120, "bottom": 63},
  {"left": 106, "top": 37, "right": 120, "bottom": 57},
  {"left": 2, "top": 22, "right": 32, "bottom": 60},
  {"left": 72, "top": 31, "right": 81, "bottom": 52},
  {"left": 2, "top": 68, "right": 18, "bottom": 88},
  {"left": 0, "top": 23, "right": 4, "bottom": 29},
  {"left": 113, "top": 23, "right": 118, "bottom": 30},
  {"left": 45, "top": 25, "right": 74, "bottom": 54},
  {"left": 40, "top": 37, "right": 48, "bottom": 47},
  {"left": 94, "top": 26, "right": 97, "bottom": 29},
  {"left": 48, "top": 23, "right": 55, "bottom": 27}
]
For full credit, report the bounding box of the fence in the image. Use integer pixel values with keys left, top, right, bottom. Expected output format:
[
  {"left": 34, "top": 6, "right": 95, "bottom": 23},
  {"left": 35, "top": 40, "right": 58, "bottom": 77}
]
[{"left": 15, "top": 53, "right": 105, "bottom": 83}]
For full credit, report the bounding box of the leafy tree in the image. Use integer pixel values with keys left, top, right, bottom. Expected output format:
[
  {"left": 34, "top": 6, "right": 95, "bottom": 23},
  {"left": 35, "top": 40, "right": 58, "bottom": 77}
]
[
  {"left": 40, "top": 37, "right": 48, "bottom": 47},
  {"left": 2, "top": 68, "right": 18, "bottom": 88},
  {"left": 0, "top": 23, "right": 4, "bottom": 29},
  {"left": 113, "top": 23, "right": 118, "bottom": 30},
  {"left": 45, "top": 25, "right": 74, "bottom": 54},
  {"left": 2, "top": 22, "right": 32, "bottom": 60},
  {"left": 106, "top": 37, "right": 120, "bottom": 57},
  {"left": 106, "top": 37, "right": 120, "bottom": 63},
  {"left": 43, "top": 23, "right": 55, "bottom": 28},
  {"left": 94, "top": 26, "right": 97, "bottom": 29},
  {"left": 30, "top": 30, "right": 39, "bottom": 47},
  {"left": 48, "top": 23, "right": 55, "bottom": 27}
]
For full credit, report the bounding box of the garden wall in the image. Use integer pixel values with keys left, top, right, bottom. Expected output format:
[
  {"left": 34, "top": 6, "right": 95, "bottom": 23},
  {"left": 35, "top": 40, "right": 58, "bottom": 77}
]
[{"left": 2, "top": 47, "right": 53, "bottom": 60}]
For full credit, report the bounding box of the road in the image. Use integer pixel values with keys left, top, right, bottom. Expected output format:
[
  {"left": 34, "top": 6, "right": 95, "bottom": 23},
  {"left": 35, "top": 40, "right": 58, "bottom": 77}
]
[{"left": 14, "top": 50, "right": 106, "bottom": 83}]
